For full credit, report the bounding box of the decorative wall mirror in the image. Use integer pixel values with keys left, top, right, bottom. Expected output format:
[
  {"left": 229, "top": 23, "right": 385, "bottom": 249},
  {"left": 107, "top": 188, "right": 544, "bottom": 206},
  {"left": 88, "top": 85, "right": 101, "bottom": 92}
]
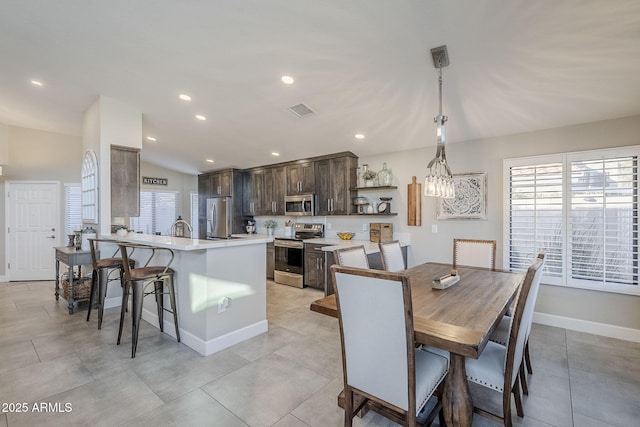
[{"left": 81, "top": 150, "right": 99, "bottom": 223}]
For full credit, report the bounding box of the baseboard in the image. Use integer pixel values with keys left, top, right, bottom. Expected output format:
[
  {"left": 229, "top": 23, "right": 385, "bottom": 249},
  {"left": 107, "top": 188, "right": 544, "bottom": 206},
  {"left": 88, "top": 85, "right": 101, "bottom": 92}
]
[
  {"left": 141, "top": 307, "right": 268, "bottom": 356},
  {"left": 104, "top": 296, "right": 121, "bottom": 309},
  {"left": 534, "top": 312, "right": 640, "bottom": 343}
]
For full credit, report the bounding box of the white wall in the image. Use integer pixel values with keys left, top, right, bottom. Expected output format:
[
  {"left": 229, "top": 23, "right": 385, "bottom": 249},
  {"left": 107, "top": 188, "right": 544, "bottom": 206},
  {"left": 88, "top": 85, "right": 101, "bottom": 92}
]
[
  {"left": 356, "top": 115, "right": 640, "bottom": 332},
  {"left": 0, "top": 125, "right": 83, "bottom": 278},
  {"left": 0, "top": 123, "right": 197, "bottom": 279}
]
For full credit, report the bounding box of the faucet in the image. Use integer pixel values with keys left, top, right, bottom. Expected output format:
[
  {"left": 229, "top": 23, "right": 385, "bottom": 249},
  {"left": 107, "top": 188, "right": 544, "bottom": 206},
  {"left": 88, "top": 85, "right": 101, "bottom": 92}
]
[{"left": 170, "top": 217, "right": 193, "bottom": 237}]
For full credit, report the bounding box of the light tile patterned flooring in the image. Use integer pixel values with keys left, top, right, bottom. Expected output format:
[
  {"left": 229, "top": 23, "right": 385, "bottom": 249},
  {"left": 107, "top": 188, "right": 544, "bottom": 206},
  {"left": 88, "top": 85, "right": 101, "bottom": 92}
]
[{"left": 1, "top": 279, "right": 639, "bottom": 426}]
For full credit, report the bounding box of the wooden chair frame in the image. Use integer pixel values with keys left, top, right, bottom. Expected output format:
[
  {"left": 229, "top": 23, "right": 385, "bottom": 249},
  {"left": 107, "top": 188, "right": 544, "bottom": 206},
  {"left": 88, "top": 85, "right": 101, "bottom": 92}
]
[
  {"left": 332, "top": 265, "right": 446, "bottom": 426},
  {"left": 466, "top": 253, "right": 545, "bottom": 426},
  {"left": 334, "top": 245, "right": 370, "bottom": 269},
  {"left": 378, "top": 240, "right": 406, "bottom": 272},
  {"left": 452, "top": 238, "right": 497, "bottom": 270}
]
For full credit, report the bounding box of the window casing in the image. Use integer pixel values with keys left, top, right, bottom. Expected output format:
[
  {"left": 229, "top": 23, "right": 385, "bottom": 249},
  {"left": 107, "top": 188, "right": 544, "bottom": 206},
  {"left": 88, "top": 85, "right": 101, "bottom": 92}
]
[
  {"left": 504, "top": 146, "right": 639, "bottom": 295},
  {"left": 130, "top": 191, "right": 178, "bottom": 236}
]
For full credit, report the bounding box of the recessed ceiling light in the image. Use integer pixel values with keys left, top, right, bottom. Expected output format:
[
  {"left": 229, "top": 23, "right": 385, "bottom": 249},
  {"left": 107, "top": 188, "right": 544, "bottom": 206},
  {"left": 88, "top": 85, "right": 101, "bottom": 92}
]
[
  {"left": 271, "top": 152, "right": 280, "bottom": 156},
  {"left": 146, "top": 136, "right": 157, "bottom": 142},
  {"left": 281, "top": 75, "right": 294, "bottom": 85},
  {"left": 179, "top": 94, "right": 191, "bottom": 101},
  {"left": 195, "top": 115, "right": 206, "bottom": 121},
  {"left": 31, "top": 80, "right": 43, "bottom": 86},
  {"left": 206, "top": 159, "right": 215, "bottom": 163},
  {"left": 354, "top": 133, "right": 365, "bottom": 140}
]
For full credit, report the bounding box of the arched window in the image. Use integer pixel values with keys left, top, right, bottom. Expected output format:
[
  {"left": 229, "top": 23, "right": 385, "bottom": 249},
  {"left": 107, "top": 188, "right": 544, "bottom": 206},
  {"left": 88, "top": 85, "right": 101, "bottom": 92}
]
[{"left": 81, "top": 150, "right": 99, "bottom": 223}]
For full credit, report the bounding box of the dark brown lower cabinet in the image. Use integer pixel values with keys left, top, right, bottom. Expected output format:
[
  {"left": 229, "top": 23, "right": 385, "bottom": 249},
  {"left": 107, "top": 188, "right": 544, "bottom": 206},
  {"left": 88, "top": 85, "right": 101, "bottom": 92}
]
[
  {"left": 266, "top": 241, "right": 274, "bottom": 280},
  {"left": 304, "top": 243, "right": 328, "bottom": 290}
]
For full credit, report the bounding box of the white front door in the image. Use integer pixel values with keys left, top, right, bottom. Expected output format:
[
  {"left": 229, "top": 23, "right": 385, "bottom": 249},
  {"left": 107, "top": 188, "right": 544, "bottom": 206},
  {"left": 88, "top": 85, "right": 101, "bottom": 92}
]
[{"left": 6, "top": 182, "right": 60, "bottom": 280}]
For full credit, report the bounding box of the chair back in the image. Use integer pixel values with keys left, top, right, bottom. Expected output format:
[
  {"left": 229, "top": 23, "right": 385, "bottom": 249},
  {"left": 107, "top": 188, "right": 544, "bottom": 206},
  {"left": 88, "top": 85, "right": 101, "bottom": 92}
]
[
  {"left": 378, "top": 241, "right": 406, "bottom": 272},
  {"left": 453, "top": 238, "right": 496, "bottom": 270},
  {"left": 332, "top": 265, "right": 415, "bottom": 412},
  {"left": 505, "top": 253, "right": 545, "bottom": 389},
  {"left": 118, "top": 243, "right": 174, "bottom": 281},
  {"left": 334, "top": 245, "right": 369, "bottom": 269},
  {"left": 88, "top": 238, "right": 126, "bottom": 269}
]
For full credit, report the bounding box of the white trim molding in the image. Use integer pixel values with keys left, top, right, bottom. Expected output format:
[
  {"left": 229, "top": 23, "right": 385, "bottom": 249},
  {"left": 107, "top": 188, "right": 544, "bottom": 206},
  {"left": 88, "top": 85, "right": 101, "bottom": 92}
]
[{"left": 534, "top": 312, "right": 640, "bottom": 343}]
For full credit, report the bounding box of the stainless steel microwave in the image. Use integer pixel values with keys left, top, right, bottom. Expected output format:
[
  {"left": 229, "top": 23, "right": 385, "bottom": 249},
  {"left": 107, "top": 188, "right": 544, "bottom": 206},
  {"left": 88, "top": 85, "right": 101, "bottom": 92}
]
[{"left": 284, "top": 194, "right": 316, "bottom": 216}]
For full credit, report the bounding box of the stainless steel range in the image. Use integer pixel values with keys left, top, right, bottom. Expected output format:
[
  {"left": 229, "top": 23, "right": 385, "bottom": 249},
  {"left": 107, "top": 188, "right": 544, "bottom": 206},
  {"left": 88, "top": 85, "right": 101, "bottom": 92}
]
[{"left": 273, "top": 223, "right": 324, "bottom": 288}]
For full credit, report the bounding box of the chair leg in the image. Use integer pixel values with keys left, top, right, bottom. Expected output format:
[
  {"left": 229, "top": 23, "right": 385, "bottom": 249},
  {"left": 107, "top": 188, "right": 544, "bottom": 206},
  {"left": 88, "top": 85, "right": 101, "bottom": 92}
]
[
  {"left": 503, "top": 380, "right": 513, "bottom": 427},
  {"left": 524, "top": 339, "right": 533, "bottom": 374},
  {"left": 119, "top": 266, "right": 128, "bottom": 313},
  {"left": 519, "top": 361, "right": 529, "bottom": 396},
  {"left": 131, "top": 280, "right": 145, "bottom": 358},
  {"left": 154, "top": 280, "right": 164, "bottom": 332},
  {"left": 344, "top": 387, "right": 354, "bottom": 427},
  {"left": 117, "top": 279, "right": 130, "bottom": 345},
  {"left": 167, "top": 276, "right": 180, "bottom": 342},
  {"left": 86, "top": 269, "right": 98, "bottom": 322},
  {"left": 512, "top": 375, "right": 524, "bottom": 418},
  {"left": 97, "top": 268, "right": 108, "bottom": 330}
]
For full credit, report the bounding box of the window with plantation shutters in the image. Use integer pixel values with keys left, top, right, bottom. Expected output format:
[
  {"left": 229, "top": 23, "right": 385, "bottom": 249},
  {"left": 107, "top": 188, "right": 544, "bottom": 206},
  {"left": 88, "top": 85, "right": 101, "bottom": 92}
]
[
  {"left": 129, "top": 191, "right": 178, "bottom": 236},
  {"left": 190, "top": 191, "right": 199, "bottom": 238},
  {"left": 505, "top": 146, "right": 639, "bottom": 295},
  {"left": 65, "top": 183, "right": 82, "bottom": 236}
]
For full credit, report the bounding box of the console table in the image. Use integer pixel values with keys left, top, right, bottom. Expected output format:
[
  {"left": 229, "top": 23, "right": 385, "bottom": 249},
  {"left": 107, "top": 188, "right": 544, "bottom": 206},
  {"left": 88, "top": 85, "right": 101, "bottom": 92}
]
[{"left": 54, "top": 246, "right": 97, "bottom": 314}]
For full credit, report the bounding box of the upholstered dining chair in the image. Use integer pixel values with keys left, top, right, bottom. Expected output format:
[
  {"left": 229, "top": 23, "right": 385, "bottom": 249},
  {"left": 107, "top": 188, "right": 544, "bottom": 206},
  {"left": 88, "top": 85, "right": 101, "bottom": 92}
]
[
  {"left": 118, "top": 243, "right": 180, "bottom": 358},
  {"left": 332, "top": 265, "right": 449, "bottom": 426},
  {"left": 86, "top": 238, "right": 135, "bottom": 329},
  {"left": 463, "top": 253, "right": 545, "bottom": 426},
  {"left": 452, "top": 238, "right": 496, "bottom": 270},
  {"left": 490, "top": 252, "right": 546, "bottom": 395},
  {"left": 334, "top": 245, "right": 369, "bottom": 269},
  {"left": 378, "top": 240, "right": 406, "bottom": 272}
]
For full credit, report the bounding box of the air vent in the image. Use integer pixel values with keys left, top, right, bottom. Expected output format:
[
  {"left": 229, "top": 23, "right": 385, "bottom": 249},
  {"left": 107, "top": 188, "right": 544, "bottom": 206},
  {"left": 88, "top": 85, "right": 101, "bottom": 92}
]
[{"left": 288, "top": 103, "right": 315, "bottom": 118}]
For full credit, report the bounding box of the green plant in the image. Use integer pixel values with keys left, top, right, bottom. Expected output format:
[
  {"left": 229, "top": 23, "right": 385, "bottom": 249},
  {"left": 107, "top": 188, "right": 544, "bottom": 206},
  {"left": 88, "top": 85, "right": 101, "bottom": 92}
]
[
  {"left": 264, "top": 219, "right": 277, "bottom": 229},
  {"left": 363, "top": 170, "right": 377, "bottom": 180}
]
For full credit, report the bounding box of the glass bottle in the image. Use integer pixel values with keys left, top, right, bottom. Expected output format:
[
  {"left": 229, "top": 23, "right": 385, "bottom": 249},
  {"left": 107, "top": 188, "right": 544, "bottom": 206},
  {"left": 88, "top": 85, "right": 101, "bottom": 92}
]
[{"left": 377, "top": 163, "right": 392, "bottom": 186}]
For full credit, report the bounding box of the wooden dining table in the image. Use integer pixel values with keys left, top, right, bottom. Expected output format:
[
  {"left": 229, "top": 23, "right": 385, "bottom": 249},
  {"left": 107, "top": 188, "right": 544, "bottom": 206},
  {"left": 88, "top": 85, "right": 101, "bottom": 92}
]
[{"left": 310, "top": 262, "right": 524, "bottom": 427}]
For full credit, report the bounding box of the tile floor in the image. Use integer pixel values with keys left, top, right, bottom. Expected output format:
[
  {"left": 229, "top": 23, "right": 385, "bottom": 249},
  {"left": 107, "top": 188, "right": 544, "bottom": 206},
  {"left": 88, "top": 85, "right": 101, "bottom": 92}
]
[{"left": 1, "top": 279, "right": 639, "bottom": 426}]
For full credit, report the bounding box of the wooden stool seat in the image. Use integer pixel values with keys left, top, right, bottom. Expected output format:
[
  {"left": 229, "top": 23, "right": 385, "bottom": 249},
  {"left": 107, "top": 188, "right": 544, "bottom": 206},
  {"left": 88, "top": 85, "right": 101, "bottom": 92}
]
[{"left": 129, "top": 266, "right": 175, "bottom": 281}]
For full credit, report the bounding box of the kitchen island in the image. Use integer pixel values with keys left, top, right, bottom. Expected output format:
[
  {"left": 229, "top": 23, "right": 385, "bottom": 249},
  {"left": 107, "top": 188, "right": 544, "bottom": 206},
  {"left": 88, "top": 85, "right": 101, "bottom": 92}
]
[{"left": 103, "top": 233, "right": 272, "bottom": 356}]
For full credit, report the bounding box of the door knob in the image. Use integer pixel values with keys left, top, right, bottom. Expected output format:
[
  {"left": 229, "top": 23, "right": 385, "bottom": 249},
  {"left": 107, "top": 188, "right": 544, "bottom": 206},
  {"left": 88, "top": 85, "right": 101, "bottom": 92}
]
[{"left": 47, "top": 235, "right": 56, "bottom": 239}]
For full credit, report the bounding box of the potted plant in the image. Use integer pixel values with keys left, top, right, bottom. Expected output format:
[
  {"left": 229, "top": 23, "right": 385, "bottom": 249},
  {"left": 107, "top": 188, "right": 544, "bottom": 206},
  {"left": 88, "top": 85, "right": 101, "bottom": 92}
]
[
  {"left": 264, "top": 219, "right": 277, "bottom": 236},
  {"left": 363, "top": 169, "right": 377, "bottom": 187}
]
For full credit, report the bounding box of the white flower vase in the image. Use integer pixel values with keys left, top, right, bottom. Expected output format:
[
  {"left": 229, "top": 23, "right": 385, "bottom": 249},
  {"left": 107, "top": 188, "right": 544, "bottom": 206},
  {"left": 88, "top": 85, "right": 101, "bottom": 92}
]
[{"left": 267, "top": 228, "right": 274, "bottom": 236}]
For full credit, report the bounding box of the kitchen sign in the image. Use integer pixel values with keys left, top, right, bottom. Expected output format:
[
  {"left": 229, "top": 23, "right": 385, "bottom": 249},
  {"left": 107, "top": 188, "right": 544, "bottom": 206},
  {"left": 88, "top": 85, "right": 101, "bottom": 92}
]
[{"left": 142, "top": 176, "right": 168, "bottom": 186}]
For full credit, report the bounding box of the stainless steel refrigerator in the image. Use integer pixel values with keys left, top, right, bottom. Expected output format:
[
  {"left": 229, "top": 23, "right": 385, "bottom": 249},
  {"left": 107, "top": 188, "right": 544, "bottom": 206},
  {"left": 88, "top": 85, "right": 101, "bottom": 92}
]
[{"left": 206, "top": 197, "right": 232, "bottom": 239}]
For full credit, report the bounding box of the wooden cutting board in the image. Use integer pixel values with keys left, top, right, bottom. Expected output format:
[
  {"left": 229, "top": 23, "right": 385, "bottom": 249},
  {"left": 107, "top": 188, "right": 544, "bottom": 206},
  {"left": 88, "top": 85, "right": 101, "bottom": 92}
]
[{"left": 408, "top": 176, "right": 421, "bottom": 226}]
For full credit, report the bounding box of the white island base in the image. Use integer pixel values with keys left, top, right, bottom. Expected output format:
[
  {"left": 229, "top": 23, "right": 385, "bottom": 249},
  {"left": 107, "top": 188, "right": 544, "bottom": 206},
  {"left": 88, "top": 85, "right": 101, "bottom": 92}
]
[{"left": 105, "top": 234, "right": 270, "bottom": 356}]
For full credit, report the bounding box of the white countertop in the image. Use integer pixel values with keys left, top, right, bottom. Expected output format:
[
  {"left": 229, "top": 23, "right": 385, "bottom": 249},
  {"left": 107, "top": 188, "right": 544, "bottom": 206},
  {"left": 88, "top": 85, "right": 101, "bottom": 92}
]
[
  {"left": 304, "top": 238, "right": 409, "bottom": 254},
  {"left": 102, "top": 233, "right": 273, "bottom": 251}
]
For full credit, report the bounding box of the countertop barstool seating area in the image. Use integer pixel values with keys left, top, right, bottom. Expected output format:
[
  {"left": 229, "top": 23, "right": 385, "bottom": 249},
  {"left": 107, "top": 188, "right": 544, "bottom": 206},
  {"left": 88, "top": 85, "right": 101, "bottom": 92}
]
[
  {"left": 118, "top": 243, "right": 180, "bottom": 358},
  {"left": 332, "top": 265, "right": 449, "bottom": 427},
  {"left": 86, "top": 238, "right": 135, "bottom": 329},
  {"left": 440, "top": 253, "right": 546, "bottom": 427},
  {"left": 378, "top": 240, "right": 406, "bottom": 272},
  {"left": 334, "top": 245, "right": 370, "bottom": 269},
  {"left": 452, "top": 238, "right": 497, "bottom": 271}
]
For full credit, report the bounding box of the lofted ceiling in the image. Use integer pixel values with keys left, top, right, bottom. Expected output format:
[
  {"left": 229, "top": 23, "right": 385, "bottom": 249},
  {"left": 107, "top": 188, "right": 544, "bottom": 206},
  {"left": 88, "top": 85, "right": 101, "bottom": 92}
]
[{"left": 1, "top": 0, "right": 639, "bottom": 175}]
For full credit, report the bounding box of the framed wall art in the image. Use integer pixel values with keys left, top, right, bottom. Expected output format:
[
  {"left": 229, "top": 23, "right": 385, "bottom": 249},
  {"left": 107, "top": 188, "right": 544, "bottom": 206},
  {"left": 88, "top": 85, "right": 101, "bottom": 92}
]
[{"left": 437, "top": 172, "right": 487, "bottom": 220}]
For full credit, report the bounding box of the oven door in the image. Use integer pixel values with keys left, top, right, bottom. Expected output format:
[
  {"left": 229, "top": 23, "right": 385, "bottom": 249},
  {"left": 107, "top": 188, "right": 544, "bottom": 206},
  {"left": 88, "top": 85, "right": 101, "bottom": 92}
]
[{"left": 274, "top": 239, "right": 304, "bottom": 287}]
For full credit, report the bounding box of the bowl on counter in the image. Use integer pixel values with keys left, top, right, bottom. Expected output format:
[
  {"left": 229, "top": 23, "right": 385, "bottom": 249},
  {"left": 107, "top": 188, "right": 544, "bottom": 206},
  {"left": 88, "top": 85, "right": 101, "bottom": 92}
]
[{"left": 337, "top": 232, "right": 355, "bottom": 240}]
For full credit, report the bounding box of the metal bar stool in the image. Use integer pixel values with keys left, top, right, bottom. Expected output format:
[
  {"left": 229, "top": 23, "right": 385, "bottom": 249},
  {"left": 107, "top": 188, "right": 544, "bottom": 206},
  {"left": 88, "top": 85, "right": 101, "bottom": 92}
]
[
  {"left": 117, "top": 243, "right": 180, "bottom": 358},
  {"left": 86, "top": 238, "right": 135, "bottom": 329}
]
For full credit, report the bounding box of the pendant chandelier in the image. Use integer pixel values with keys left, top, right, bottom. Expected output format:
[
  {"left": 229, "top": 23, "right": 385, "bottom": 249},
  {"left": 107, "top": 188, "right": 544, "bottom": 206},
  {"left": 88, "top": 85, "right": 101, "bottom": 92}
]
[{"left": 424, "top": 45, "right": 455, "bottom": 199}]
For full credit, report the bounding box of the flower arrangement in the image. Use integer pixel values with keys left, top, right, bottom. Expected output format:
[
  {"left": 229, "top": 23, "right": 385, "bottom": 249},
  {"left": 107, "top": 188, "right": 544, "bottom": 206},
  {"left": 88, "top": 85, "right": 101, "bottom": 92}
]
[
  {"left": 264, "top": 219, "right": 277, "bottom": 229},
  {"left": 363, "top": 169, "right": 377, "bottom": 181}
]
